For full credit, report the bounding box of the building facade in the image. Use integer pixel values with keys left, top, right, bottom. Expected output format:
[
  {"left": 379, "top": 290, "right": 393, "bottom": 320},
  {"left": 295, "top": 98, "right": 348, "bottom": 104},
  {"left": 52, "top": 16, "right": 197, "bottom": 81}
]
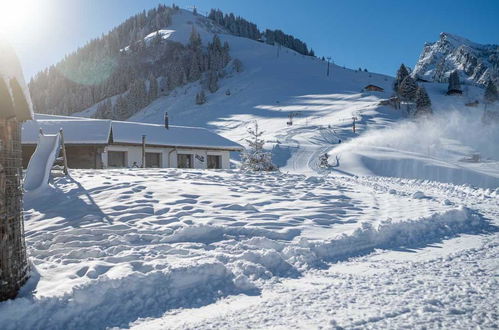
[{"left": 21, "top": 115, "right": 242, "bottom": 170}]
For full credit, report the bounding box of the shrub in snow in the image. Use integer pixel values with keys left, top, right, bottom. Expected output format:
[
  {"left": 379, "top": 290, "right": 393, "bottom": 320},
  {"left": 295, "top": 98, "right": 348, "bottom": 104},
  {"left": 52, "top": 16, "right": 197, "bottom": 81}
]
[
  {"left": 241, "top": 122, "right": 278, "bottom": 171},
  {"left": 233, "top": 59, "right": 243, "bottom": 72}
]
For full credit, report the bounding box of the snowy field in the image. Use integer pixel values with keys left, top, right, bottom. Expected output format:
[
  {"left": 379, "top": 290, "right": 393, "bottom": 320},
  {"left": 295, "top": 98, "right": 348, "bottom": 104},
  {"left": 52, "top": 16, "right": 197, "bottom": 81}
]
[{"left": 0, "top": 169, "right": 497, "bottom": 329}]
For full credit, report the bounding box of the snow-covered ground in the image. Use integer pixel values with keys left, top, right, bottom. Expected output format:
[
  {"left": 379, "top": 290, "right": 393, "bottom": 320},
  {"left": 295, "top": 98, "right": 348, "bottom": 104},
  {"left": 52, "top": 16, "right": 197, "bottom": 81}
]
[
  {"left": 0, "top": 169, "right": 497, "bottom": 329},
  {"left": 3, "top": 9, "right": 498, "bottom": 329}
]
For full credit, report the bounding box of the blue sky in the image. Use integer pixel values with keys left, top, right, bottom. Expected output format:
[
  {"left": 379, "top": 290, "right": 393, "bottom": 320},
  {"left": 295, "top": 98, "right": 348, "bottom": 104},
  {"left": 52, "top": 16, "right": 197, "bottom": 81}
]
[{"left": 8, "top": 0, "right": 499, "bottom": 79}]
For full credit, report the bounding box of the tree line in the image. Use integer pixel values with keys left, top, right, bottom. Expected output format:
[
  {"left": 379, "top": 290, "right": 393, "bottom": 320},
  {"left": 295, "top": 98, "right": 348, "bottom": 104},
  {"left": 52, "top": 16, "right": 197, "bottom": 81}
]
[
  {"left": 208, "top": 9, "right": 315, "bottom": 57},
  {"left": 29, "top": 5, "right": 235, "bottom": 120}
]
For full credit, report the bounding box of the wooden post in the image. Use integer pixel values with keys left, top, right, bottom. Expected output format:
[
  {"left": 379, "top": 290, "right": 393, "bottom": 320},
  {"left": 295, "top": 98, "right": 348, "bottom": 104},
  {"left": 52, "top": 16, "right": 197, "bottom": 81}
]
[
  {"left": 59, "top": 129, "right": 69, "bottom": 175},
  {"left": 141, "top": 135, "right": 146, "bottom": 168},
  {"left": 352, "top": 116, "right": 357, "bottom": 133}
]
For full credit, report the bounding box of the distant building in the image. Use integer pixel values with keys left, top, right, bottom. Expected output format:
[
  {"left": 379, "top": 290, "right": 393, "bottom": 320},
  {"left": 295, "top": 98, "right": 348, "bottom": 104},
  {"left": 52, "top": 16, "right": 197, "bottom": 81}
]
[
  {"left": 363, "top": 84, "right": 384, "bottom": 92},
  {"left": 446, "top": 89, "right": 463, "bottom": 96},
  {"left": 22, "top": 114, "right": 243, "bottom": 170},
  {"left": 465, "top": 100, "right": 479, "bottom": 107}
]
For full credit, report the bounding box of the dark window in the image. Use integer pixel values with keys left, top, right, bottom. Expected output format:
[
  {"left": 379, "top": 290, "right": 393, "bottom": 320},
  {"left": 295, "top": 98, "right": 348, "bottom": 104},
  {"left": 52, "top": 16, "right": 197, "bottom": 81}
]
[
  {"left": 207, "top": 155, "right": 221, "bottom": 169},
  {"left": 108, "top": 151, "right": 126, "bottom": 168},
  {"left": 177, "top": 154, "right": 193, "bottom": 168},
  {"left": 145, "top": 152, "right": 161, "bottom": 168}
]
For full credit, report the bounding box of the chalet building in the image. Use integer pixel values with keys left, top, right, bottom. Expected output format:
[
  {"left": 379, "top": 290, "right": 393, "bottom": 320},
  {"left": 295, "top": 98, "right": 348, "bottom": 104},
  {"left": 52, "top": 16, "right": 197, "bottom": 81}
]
[
  {"left": 21, "top": 114, "right": 242, "bottom": 170},
  {"left": 363, "top": 84, "right": 384, "bottom": 92}
]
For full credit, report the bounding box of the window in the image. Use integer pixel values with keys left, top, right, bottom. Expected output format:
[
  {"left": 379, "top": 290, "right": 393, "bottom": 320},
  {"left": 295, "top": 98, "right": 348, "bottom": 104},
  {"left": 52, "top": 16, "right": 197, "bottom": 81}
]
[
  {"left": 108, "top": 151, "right": 126, "bottom": 168},
  {"left": 145, "top": 152, "right": 161, "bottom": 168},
  {"left": 177, "top": 154, "right": 193, "bottom": 168},
  {"left": 207, "top": 155, "right": 221, "bottom": 169}
]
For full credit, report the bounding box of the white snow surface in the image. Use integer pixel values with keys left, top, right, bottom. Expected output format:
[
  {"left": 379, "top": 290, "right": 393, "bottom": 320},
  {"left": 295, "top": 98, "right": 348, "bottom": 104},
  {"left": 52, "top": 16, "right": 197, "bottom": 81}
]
[
  {"left": 4, "top": 9, "right": 499, "bottom": 329},
  {"left": 0, "top": 169, "right": 497, "bottom": 329}
]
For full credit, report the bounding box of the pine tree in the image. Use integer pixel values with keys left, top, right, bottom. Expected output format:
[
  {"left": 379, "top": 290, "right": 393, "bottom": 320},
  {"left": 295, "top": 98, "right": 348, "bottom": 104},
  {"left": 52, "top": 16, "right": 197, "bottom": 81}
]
[
  {"left": 188, "top": 55, "right": 201, "bottom": 81},
  {"left": 399, "top": 76, "right": 418, "bottom": 102},
  {"left": 394, "top": 64, "right": 409, "bottom": 93},
  {"left": 484, "top": 80, "right": 498, "bottom": 104},
  {"left": 241, "top": 122, "right": 278, "bottom": 171},
  {"left": 414, "top": 86, "right": 432, "bottom": 116},
  {"left": 195, "top": 90, "right": 206, "bottom": 105},
  {"left": 447, "top": 70, "right": 461, "bottom": 94},
  {"left": 208, "top": 71, "right": 219, "bottom": 93},
  {"left": 189, "top": 26, "right": 202, "bottom": 49},
  {"left": 147, "top": 74, "right": 158, "bottom": 102},
  {"left": 114, "top": 95, "right": 129, "bottom": 120}
]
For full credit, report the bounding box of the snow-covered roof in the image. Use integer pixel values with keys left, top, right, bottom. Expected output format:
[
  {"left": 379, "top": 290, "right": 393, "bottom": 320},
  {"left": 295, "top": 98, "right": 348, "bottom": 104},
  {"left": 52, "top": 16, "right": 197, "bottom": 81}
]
[
  {"left": 0, "top": 37, "right": 34, "bottom": 121},
  {"left": 22, "top": 114, "right": 242, "bottom": 150},
  {"left": 22, "top": 118, "right": 112, "bottom": 145},
  {"left": 111, "top": 121, "right": 242, "bottom": 150}
]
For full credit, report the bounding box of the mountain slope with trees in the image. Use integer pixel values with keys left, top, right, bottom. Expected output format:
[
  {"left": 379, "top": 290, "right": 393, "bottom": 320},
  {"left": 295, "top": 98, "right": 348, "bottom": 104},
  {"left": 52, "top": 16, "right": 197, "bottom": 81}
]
[{"left": 28, "top": 6, "right": 316, "bottom": 120}]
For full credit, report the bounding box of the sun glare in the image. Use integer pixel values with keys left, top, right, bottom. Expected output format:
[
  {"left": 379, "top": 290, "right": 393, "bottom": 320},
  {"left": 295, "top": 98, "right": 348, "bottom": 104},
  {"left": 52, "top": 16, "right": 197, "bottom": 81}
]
[{"left": 0, "top": 0, "right": 39, "bottom": 35}]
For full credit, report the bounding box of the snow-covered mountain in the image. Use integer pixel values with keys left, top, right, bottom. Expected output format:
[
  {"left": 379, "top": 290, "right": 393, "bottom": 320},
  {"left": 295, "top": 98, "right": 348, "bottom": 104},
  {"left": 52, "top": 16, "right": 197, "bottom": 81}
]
[{"left": 412, "top": 32, "right": 498, "bottom": 85}]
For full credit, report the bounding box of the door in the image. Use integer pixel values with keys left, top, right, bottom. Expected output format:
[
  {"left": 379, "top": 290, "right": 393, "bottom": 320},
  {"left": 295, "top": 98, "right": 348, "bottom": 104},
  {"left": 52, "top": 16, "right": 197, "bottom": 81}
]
[
  {"left": 145, "top": 152, "right": 161, "bottom": 168},
  {"left": 107, "top": 151, "right": 126, "bottom": 168},
  {"left": 207, "top": 155, "right": 221, "bottom": 169}
]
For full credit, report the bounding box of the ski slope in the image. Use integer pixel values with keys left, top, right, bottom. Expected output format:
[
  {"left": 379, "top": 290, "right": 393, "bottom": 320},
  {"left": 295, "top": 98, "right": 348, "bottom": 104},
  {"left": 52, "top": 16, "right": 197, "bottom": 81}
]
[{"left": 23, "top": 133, "right": 61, "bottom": 191}]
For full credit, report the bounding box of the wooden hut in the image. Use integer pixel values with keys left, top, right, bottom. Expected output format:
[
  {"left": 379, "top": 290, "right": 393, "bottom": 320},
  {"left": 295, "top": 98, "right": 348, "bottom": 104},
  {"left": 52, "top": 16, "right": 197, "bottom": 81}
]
[
  {"left": 363, "top": 84, "right": 384, "bottom": 92},
  {"left": 0, "top": 40, "right": 33, "bottom": 301}
]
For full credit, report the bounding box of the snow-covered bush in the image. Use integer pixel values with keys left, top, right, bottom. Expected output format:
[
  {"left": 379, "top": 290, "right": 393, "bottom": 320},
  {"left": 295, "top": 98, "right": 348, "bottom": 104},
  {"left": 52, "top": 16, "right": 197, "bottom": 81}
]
[{"left": 241, "top": 122, "right": 278, "bottom": 171}]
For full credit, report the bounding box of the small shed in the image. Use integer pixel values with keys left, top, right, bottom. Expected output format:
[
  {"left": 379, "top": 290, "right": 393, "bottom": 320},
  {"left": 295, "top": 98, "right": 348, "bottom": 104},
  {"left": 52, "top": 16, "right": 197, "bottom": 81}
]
[{"left": 363, "top": 84, "right": 384, "bottom": 92}]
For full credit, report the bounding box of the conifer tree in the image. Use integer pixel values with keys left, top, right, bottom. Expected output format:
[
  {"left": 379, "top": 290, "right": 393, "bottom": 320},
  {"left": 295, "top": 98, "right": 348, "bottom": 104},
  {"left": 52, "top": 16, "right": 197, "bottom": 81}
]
[
  {"left": 241, "top": 122, "right": 278, "bottom": 171},
  {"left": 394, "top": 64, "right": 409, "bottom": 93},
  {"left": 189, "top": 26, "right": 202, "bottom": 49},
  {"left": 188, "top": 55, "right": 201, "bottom": 81},
  {"left": 195, "top": 90, "right": 206, "bottom": 105},
  {"left": 484, "top": 80, "right": 498, "bottom": 104},
  {"left": 147, "top": 74, "right": 158, "bottom": 102},
  {"left": 208, "top": 71, "right": 219, "bottom": 93},
  {"left": 447, "top": 70, "right": 461, "bottom": 94},
  {"left": 414, "top": 86, "right": 432, "bottom": 116},
  {"left": 399, "top": 76, "right": 418, "bottom": 102}
]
